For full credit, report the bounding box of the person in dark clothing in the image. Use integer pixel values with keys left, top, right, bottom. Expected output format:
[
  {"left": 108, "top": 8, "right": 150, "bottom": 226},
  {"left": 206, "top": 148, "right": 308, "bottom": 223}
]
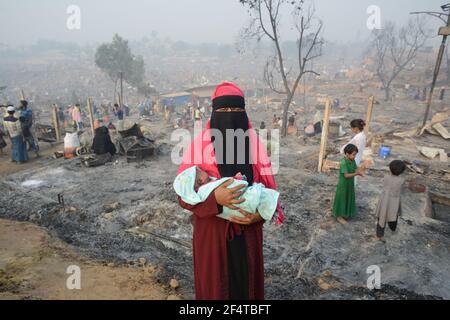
[
  {"left": 92, "top": 126, "right": 116, "bottom": 156},
  {"left": 19, "top": 100, "right": 39, "bottom": 156},
  {"left": 114, "top": 104, "right": 124, "bottom": 120},
  {"left": 0, "top": 121, "right": 7, "bottom": 154},
  {"left": 57, "top": 106, "right": 65, "bottom": 124},
  {"left": 439, "top": 87, "right": 445, "bottom": 101}
]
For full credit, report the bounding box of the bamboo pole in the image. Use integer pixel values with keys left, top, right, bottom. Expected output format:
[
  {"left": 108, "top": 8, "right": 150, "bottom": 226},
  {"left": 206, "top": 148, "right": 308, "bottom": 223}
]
[
  {"left": 318, "top": 98, "right": 332, "bottom": 172},
  {"left": 120, "top": 71, "right": 124, "bottom": 108},
  {"left": 116, "top": 93, "right": 121, "bottom": 107},
  {"left": 365, "top": 95, "right": 375, "bottom": 136},
  {"left": 52, "top": 104, "right": 61, "bottom": 142},
  {"left": 87, "top": 98, "right": 95, "bottom": 135}
]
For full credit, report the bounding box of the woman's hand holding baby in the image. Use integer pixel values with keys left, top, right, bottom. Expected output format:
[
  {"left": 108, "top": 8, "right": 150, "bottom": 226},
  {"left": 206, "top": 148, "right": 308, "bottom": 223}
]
[
  {"left": 214, "top": 178, "right": 246, "bottom": 210},
  {"left": 229, "top": 209, "right": 264, "bottom": 225}
]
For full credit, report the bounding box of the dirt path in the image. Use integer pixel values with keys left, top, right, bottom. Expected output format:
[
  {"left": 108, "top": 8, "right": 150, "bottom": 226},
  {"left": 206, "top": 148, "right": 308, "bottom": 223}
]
[
  {"left": 0, "top": 218, "right": 176, "bottom": 300},
  {"left": 0, "top": 141, "right": 61, "bottom": 179}
]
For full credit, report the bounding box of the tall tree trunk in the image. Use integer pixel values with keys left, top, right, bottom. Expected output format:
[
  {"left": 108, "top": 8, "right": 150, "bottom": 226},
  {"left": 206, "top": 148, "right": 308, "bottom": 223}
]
[
  {"left": 281, "top": 92, "right": 295, "bottom": 137},
  {"left": 384, "top": 86, "right": 390, "bottom": 102}
]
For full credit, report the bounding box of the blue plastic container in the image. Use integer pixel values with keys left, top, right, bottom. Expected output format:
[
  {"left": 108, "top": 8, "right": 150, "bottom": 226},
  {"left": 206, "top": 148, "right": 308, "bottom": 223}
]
[{"left": 379, "top": 146, "right": 391, "bottom": 159}]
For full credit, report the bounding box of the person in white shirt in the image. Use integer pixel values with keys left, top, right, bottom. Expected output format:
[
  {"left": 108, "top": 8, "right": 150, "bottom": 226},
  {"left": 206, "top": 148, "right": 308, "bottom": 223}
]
[
  {"left": 341, "top": 119, "right": 366, "bottom": 166},
  {"left": 341, "top": 119, "right": 366, "bottom": 185}
]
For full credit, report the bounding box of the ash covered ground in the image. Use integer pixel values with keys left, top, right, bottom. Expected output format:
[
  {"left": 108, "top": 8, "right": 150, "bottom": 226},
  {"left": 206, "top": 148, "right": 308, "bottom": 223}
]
[{"left": 1, "top": 108, "right": 449, "bottom": 299}]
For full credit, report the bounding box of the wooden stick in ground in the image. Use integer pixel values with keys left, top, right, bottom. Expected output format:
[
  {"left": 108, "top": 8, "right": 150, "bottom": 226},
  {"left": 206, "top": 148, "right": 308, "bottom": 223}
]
[
  {"left": 365, "top": 95, "right": 375, "bottom": 136},
  {"left": 318, "top": 98, "right": 332, "bottom": 172},
  {"left": 52, "top": 104, "right": 61, "bottom": 142},
  {"left": 116, "top": 93, "right": 121, "bottom": 107},
  {"left": 87, "top": 98, "right": 95, "bottom": 135}
]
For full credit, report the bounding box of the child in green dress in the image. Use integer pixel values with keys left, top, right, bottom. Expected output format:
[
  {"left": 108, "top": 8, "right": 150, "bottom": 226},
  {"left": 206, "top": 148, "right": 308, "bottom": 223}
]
[{"left": 332, "top": 144, "right": 365, "bottom": 224}]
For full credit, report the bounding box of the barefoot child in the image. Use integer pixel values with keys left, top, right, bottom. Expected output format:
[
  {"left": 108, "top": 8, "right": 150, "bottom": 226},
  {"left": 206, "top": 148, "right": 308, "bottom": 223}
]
[
  {"left": 374, "top": 160, "right": 406, "bottom": 240},
  {"left": 332, "top": 144, "right": 364, "bottom": 224}
]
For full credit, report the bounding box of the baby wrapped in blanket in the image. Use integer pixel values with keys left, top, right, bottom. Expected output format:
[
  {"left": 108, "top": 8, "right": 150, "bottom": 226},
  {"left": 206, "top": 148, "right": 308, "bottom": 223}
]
[{"left": 173, "top": 166, "right": 279, "bottom": 221}]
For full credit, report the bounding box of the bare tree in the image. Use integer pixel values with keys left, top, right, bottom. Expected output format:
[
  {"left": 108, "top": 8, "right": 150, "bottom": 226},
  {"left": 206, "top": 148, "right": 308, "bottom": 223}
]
[
  {"left": 239, "top": 0, "right": 323, "bottom": 137},
  {"left": 370, "top": 18, "right": 428, "bottom": 101}
]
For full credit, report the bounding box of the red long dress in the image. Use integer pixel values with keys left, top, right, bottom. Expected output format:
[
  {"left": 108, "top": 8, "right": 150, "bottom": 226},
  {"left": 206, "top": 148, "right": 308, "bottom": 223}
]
[{"left": 179, "top": 192, "right": 265, "bottom": 300}]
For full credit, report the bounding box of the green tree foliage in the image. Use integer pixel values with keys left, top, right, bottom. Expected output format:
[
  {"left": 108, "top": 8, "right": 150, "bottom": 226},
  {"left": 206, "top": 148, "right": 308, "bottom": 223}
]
[{"left": 95, "top": 34, "right": 146, "bottom": 91}]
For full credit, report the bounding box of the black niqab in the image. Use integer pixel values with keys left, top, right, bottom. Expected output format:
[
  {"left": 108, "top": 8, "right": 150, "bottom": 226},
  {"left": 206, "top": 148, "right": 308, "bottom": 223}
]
[{"left": 210, "top": 111, "right": 253, "bottom": 184}]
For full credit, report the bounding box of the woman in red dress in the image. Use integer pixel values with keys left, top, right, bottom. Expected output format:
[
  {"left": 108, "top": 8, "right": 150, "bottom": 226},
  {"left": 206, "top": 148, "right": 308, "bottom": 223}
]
[{"left": 176, "top": 82, "right": 283, "bottom": 300}]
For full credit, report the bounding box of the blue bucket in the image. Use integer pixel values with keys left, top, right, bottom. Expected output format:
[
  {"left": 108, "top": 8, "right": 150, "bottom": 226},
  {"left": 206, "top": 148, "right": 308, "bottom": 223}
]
[{"left": 379, "top": 146, "right": 391, "bottom": 159}]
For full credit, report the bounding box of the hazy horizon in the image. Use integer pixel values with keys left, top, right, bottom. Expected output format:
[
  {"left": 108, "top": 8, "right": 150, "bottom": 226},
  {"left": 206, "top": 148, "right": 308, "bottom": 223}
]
[{"left": 0, "top": 0, "right": 446, "bottom": 47}]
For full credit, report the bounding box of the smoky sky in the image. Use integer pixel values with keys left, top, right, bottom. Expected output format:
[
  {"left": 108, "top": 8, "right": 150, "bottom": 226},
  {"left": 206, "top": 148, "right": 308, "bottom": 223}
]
[{"left": 0, "top": 0, "right": 445, "bottom": 46}]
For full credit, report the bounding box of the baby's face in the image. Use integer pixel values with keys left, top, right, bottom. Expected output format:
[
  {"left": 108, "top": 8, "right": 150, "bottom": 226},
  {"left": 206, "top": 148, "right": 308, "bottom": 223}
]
[{"left": 195, "top": 168, "right": 210, "bottom": 191}]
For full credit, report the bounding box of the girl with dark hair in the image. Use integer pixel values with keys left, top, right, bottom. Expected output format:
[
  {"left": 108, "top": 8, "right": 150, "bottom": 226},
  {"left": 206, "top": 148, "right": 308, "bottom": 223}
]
[
  {"left": 341, "top": 119, "right": 366, "bottom": 167},
  {"left": 332, "top": 144, "right": 364, "bottom": 224}
]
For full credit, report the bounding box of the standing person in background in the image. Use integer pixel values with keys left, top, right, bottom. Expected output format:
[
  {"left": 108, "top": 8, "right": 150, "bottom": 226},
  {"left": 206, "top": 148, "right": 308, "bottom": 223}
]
[
  {"left": 3, "top": 106, "right": 28, "bottom": 164},
  {"left": 422, "top": 87, "right": 427, "bottom": 101},
  {"left": 272, "top": 114, "right": 277, "bottom": 126},
  {"left": 194, "top": 106, "right": 202, "bottom": 131},
  {"left": 72, "top": 104, "right": 83, "bottom": 131},
  {"left": 18, "top": 100, "right": 39, "bottom": 157},
  {"left": 288, "top": 113, "right": 296, "bottom": 127},
  {"left": 57, "top": 106, "right": 66, "bottom": 129},
  {"left": 277, "top": 117, "right": 283, "bottom": 129},
  {"left": 114, "top": 103, "right": 124, "bottom": 131},
  {"left": 92, "top": 103, "right": 98, "bottom": 118},
  {"left": 123, "top": 104, "right": 130, "bottom": 117},
  {"left": 0, "top": 121, "right": 7, "bottom": 155},
  {"left": 138, "top": 102, "right": 145, "bottom": 118},
  {"left": 102, "top": 104, "right": 110, "bottom": 124},
  {"left": 439, "top": 87, "right": 445, "bottom": 101},
  {"left": 64, "top": 105, "right": 71, "bottom": 129}
]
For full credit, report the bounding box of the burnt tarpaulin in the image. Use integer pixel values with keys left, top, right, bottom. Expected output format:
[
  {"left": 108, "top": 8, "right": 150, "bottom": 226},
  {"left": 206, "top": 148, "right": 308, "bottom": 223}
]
[
  {"left": 117, "top": 124, "right": 155, "bottom": 162},
  {"left": 35, "top": 124, "right": 58, "bottom": 143}
]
